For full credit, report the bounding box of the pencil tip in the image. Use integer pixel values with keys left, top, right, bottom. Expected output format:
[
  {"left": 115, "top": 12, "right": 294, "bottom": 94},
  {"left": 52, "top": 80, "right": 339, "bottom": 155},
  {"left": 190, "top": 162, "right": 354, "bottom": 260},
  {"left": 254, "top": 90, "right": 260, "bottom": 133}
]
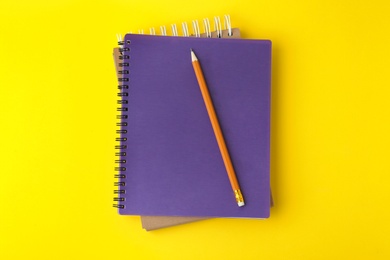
[{"left": 191, "top": 49, "right": 197, "bottom": 62}]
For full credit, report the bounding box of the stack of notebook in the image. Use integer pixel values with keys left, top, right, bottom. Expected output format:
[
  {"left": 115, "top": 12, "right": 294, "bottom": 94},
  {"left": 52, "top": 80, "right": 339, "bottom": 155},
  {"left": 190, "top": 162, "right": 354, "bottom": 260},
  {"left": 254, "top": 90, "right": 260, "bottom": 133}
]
[{"left": 113, "top": 16, "right": 272, "bottom": 231}]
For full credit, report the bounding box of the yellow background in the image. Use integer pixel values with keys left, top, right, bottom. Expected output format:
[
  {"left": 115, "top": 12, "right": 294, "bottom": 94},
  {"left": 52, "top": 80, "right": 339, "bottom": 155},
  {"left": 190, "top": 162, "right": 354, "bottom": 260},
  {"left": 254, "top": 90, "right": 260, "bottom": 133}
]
[{"left": 1, "top": 0, "right": 390, "bottom": 259}]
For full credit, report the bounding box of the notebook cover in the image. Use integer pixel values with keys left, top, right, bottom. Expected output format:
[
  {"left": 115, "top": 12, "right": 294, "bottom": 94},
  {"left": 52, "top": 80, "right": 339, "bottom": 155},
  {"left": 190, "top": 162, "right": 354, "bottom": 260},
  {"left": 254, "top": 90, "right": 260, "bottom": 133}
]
[
  {"left": 118, "top": 34, "right": 271, "bottom": 218},
  {"left": 114, "top": 46, "right": 273, "bottom": 230}
]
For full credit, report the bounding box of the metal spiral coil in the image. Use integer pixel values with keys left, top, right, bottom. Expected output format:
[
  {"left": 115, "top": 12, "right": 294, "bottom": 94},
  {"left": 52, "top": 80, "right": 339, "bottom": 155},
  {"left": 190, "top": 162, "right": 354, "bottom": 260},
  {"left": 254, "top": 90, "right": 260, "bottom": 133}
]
[{"left": 113, "top": 39, "right": 130, "bottom": 209}]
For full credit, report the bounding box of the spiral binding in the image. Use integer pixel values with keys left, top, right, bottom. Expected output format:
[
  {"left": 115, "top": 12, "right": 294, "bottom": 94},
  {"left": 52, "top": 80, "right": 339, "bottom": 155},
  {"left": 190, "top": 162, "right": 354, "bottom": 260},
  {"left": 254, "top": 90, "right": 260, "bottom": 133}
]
[
  {"left": 115, "top": 15, "right": 235, "bottom": 39},
  {"left": 113, "top": 36, "right": 130, "bottom": 209},
  {"left": 113, "top": 15, "right": 236, "bottom": 209}
]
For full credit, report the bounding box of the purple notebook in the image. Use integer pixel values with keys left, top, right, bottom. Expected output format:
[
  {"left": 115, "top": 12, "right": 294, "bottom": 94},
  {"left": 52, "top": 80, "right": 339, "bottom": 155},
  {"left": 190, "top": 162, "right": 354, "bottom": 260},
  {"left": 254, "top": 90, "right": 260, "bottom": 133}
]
[{"left": 115, "top": 34, "right": 271, "bottom": 218}]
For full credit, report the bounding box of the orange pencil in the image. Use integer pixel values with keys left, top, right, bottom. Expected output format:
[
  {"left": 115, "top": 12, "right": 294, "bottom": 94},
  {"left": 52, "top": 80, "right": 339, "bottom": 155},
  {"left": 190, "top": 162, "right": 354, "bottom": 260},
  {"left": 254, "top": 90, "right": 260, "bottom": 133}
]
[{"left": 191, "top": 49, "right": 245, "bottom": 207}]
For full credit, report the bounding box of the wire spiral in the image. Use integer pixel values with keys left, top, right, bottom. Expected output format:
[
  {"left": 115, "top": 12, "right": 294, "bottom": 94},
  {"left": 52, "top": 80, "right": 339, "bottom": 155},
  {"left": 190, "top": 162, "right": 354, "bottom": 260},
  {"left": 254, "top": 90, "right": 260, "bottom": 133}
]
[{"left": 113, "top": 39, "right": 130, "bottom": 209}]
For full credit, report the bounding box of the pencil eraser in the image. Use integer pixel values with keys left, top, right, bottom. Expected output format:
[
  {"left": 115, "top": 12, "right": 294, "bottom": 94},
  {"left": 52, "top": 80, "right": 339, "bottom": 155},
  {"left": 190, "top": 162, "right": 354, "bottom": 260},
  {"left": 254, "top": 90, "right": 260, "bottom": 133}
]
[{"left": 238, "top": 202, "right": 245, "bottom": 207}]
